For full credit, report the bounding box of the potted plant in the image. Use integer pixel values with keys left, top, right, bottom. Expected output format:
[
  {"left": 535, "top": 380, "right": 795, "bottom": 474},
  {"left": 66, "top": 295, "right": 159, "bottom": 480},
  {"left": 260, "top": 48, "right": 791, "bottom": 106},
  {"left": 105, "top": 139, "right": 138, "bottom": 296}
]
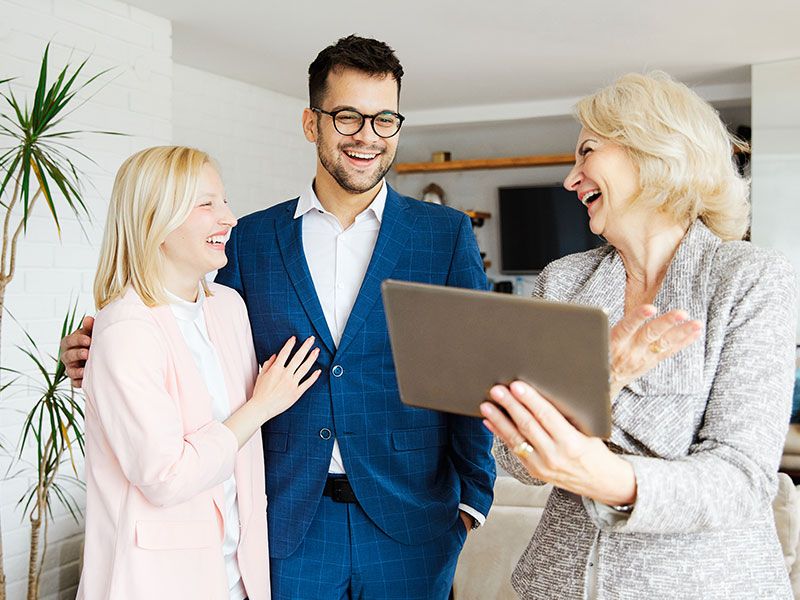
[
  {"left": 5, "top": 305, "right": 84, "bottom": 600},
  {"left": 0, "top": 43, "right": 118, "bottom": 600}
]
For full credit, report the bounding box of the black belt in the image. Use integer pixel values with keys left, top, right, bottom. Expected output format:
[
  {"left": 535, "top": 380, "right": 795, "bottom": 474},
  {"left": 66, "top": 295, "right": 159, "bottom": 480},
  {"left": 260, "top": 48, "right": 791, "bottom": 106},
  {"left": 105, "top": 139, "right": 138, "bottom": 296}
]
[{"left": 323, "top": 476, "right": 358, "bottom": 503}]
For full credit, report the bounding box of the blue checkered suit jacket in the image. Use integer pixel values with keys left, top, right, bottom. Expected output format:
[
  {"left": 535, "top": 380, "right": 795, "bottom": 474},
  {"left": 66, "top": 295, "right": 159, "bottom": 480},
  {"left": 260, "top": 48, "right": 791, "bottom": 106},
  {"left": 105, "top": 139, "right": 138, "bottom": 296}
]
[{"left": 216, "top": 184, "right": 496, "bottom": 558}]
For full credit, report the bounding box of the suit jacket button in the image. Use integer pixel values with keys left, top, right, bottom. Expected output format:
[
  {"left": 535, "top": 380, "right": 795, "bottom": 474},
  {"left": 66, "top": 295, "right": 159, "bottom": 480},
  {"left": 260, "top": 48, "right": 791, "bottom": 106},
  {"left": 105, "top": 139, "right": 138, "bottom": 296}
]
[
  {"left": 331, "top": 364, "right": 344, "bottom": 377},
  {"left": 319, "top": 428, "right": 332, "bottom": 440}
]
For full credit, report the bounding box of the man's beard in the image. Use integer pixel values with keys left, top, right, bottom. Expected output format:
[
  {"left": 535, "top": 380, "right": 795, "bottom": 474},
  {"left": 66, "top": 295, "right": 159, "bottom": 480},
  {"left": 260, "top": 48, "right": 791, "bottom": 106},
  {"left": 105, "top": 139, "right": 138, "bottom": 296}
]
[{"left": 317, "top": 130, "right": 395, "bottom": 194}]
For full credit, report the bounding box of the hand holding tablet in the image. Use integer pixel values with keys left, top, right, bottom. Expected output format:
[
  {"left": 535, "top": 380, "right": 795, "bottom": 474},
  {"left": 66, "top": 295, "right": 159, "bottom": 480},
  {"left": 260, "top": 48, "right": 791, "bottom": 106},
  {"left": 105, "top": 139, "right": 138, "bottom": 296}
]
[{"left": 381, "top": 280, "right": 612, "bottom": 438}]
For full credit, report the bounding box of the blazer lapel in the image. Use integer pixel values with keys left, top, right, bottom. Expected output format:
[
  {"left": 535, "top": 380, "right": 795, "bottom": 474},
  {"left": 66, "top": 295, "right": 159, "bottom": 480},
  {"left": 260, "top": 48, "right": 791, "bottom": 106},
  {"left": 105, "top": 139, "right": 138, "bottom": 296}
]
[
  {"left": 570, "top": 248, "right": 627, "bottom": 327},
  {"left": 637, "top": 220, "right": 712, "bottom": 394},
  {"left": 149, "top": 302, "right": 214, "bottom": 424},
  {"left": 149, "top": 301, "right": 229, "bottom": 519},
  {"left": 203, "top": 301, "right": 255, "bottom": 523},
  {"left": 275, "top": 201, "right": 336, "bottom": 354},
  {"left": 579, "top": 222, "right": 712, "bottom": 397},
  {"left": 336, "top": 187, "right": 413, "bottom": 356}
]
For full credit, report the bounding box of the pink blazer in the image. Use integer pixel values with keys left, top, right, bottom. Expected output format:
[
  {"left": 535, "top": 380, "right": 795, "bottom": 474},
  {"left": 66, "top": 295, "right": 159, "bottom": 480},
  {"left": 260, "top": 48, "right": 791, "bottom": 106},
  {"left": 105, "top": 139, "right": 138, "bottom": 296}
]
[{"left": 77, "top": 283, "right": 269, "bottom": 600}]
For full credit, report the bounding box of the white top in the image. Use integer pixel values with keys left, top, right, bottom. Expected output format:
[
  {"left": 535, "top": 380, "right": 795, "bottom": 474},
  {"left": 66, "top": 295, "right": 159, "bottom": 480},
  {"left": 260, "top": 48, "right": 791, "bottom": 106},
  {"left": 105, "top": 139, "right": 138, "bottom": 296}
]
[
  {"left": 168, "top": 288, "right": 247, "bottom": 600},
  {"left": 294, "top": 181, "right": 485, "bottom": 526}
]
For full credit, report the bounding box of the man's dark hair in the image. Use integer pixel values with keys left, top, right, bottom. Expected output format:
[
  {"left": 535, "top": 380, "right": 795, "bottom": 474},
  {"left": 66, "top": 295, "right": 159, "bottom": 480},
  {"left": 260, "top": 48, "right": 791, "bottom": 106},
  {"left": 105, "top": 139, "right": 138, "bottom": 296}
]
[{"left": 308, "top": 35, "right": 404, "bottom": 108}]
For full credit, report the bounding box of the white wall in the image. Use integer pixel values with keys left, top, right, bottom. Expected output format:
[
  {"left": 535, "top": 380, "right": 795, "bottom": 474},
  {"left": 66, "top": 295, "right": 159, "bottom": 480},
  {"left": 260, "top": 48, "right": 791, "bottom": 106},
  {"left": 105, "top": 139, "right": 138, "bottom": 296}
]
[
  {"left": 173, "top": 65, "right": 315, "bottom": 216},
  {"left": 0, "top": 1, "right": 172, "bottom": 598},
  {"left": 750, "top": 58, "right": 800, "bottom": 342},
  {"left": 0, "top": 2, "right": 313, "bottom": 598},
  {"left": 390, "top": 116, "right": 580, "bottom": 291},
  {"left": 391, "top": 105, "right": 752, "bottom": 293},
  {"left": 391, "top": 165, "right": 571, "bottom": 293}
]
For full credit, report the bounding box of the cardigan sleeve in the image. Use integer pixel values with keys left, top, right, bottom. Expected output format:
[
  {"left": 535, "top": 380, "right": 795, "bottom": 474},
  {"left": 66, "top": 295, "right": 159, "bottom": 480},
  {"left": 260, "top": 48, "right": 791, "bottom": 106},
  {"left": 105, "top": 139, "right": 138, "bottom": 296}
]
[
  {"left": 86, "top": 317, "right": 239, "bottom": 507},
  {"left": 584, "top": 249, "right": 798, "bottom": 533}
]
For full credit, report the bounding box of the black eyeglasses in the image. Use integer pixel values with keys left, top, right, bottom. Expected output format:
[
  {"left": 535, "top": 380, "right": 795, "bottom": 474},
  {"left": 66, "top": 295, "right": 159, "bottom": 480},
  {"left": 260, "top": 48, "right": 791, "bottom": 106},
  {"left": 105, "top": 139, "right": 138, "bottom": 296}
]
[{"left": 311, "top": 107, "right": 405, "bottom": 138}]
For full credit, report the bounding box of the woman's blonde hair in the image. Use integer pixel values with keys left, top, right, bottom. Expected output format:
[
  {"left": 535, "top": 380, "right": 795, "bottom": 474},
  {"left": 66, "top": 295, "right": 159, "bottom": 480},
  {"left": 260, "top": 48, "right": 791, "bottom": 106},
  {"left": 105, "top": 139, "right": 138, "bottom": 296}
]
[
  {"left": 94, "top": 146, "right": 214, "bottom": 309},
  {"left": 575, "top": 71, "right": 750, "bottom": 241}
]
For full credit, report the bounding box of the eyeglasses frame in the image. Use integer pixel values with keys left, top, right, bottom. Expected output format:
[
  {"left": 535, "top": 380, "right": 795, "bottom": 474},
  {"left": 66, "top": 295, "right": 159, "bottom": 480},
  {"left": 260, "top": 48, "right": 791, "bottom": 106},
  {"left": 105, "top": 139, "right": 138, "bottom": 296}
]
[{"left": 310, "top": 107, "right": 405, "bottom": 138}]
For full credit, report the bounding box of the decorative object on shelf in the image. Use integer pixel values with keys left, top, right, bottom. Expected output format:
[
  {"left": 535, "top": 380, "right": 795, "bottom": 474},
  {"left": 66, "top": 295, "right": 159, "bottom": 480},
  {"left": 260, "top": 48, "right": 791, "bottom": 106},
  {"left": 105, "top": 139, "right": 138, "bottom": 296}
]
[
  {"left": 431, "top": 151, "right": 451, "bottom": 162},
  {"left": 421, "top": 182, "right": 446, "bottom": 205},
  {"left": 464, "top": 210, "right": 491, "bottom": 228},
  {"left": 494, "top": 280, "right": 513, "bottom": 294},
  {"left": 514, "top": 276, "right": 525, "bottom": 296}
]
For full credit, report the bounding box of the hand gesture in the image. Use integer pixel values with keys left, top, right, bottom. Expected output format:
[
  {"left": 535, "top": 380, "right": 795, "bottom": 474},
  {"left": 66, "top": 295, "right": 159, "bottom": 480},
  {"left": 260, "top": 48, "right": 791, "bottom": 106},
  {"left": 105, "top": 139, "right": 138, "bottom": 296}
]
[
  {"left": 609, "top": 305, "right": 702, "bottom": 397},
  {"left": 59, "top": 316, "right": 95, "bottom": 388},
  {"left": 251, "top": 336, "right": 321, "bottom": 421}
]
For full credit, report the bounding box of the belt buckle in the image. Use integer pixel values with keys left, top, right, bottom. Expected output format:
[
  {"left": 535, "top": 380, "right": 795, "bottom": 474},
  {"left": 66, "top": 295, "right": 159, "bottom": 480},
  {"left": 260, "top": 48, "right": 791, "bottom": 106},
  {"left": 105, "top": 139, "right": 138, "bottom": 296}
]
[{"left": 329, "top": 478, "right": 357, "bottom": 503}]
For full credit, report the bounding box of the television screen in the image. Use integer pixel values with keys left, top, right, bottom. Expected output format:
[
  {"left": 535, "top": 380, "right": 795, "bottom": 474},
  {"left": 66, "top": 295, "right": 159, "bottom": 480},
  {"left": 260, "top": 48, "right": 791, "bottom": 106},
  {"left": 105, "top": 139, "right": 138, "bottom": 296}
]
[{"left": 499, "top": 185, "right": 604, "bottom": 274}]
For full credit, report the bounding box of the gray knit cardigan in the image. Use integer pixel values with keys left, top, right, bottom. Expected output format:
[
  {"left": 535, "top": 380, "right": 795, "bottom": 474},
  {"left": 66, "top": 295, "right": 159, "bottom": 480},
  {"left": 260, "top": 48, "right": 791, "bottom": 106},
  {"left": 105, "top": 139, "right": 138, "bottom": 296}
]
[{"left": 495, "top": 220, "right": 798, "bottom": 600}]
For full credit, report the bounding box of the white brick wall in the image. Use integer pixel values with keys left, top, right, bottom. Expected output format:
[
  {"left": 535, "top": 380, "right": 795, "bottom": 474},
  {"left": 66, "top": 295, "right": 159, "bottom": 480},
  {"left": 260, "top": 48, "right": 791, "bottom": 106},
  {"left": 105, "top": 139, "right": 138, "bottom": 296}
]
[
  {"left": 1, "top": 2, "right": 316, "bottom": 598},
  {"left": 0, "top": 1, "right": 172, "bottom": 599},
  {"left": 173, "top": 64, "right": 316, "bottom": 217}
]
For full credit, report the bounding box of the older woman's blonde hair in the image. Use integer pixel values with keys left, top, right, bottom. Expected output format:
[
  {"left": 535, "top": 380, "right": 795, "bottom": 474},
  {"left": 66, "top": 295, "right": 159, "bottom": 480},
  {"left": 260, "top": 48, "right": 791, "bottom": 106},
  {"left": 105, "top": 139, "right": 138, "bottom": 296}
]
[
  {"left": 575, "top": 71, "right": 750, "bottom": 241},
  {"left": 94, "top": 146, "right": 214, "bottom": 309}
]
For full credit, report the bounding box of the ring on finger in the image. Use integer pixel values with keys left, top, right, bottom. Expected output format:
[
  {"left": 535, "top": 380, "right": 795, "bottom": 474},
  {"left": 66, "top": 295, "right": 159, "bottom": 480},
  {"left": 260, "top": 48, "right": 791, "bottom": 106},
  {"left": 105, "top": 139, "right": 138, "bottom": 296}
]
[
  {"left": 649, "top": 339, "right": 668, "bottom": 354},
  {"left": 512, "top": 440, "right": 534, "bottom": 459}
]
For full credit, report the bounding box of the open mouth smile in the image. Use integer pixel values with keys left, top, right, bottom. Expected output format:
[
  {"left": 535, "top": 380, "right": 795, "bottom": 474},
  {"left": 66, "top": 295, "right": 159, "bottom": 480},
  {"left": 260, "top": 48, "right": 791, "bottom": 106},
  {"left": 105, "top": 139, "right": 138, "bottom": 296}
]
[
  {"left": 343, "top": 148, "right": 381, "bottom": 166},
  {"left": 580, "top": 190, "right": 602, "bottom": 206},
  {"left": 205, "top": 234, "right": 228, "bottom": 250}
]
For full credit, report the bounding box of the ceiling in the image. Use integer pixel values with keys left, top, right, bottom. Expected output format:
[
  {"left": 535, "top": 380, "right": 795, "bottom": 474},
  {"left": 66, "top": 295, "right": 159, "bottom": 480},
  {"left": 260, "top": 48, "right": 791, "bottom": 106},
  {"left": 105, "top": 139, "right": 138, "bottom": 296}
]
[{"left": 125, "top": 0, "right": 799, "bottom": 121}]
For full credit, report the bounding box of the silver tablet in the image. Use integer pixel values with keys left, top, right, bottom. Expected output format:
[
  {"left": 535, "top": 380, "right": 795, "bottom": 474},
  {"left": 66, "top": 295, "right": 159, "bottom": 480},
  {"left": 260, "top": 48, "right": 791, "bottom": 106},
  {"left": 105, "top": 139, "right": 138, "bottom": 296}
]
[{"left": 381, "top": 279, "right": 611, "bottom": 438}]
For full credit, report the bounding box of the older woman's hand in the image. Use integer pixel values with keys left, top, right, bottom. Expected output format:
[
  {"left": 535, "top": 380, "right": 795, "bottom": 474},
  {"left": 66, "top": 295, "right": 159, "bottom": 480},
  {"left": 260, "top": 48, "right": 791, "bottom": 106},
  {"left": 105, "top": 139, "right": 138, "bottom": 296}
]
[
  {"left": 481, "top": 381, "right": 637, "bottom": 506},
  {"left": 609, "top": 304, "right": 703, "bottom": 398}
]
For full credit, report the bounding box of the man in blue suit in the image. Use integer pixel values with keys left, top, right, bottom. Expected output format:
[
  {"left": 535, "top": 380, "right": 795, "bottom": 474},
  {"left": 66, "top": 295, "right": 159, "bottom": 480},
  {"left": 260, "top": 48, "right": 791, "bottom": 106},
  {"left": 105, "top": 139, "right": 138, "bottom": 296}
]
[
  {"left": 217, "top": 35, "right": 495, "bottom": 599},
  {"left": 62, "top": 35, "right": 495, "bottom": 599}
]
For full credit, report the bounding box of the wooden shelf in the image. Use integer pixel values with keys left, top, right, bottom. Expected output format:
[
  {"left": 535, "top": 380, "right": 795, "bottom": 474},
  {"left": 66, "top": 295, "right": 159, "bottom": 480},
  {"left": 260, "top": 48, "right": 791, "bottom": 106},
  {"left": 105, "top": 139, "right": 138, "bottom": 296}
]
[
  {"left": 396, "top": 144, "right": 749, "bottom": 175},
  {"left": 395, "top": 153, "right": 575, "bottom": 174}
]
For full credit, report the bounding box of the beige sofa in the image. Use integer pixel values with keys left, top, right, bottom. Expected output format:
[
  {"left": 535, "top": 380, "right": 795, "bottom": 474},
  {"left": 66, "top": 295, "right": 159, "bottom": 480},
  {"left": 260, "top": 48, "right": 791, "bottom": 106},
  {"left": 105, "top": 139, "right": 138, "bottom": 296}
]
[
  {"left": 453, "top": 474, "right": 800, "bottom": 599},
  {"left": 782, "top": 424, "right": 800, "bottom": 475}
]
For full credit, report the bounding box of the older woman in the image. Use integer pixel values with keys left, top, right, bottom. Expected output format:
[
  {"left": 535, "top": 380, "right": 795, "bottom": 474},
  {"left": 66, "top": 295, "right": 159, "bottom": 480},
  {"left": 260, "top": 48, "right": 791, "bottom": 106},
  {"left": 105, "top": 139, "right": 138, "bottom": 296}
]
[{"left": 483, "top": 72, "right": 797, "bottom": 599}]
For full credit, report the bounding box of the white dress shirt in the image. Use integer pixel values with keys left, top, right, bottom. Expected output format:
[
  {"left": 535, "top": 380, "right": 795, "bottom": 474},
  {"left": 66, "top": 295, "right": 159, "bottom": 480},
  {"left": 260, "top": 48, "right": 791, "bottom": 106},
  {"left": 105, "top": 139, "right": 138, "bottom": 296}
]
[
  {"left": 168, "top": 288, "right": 247, "bottom": 600},
  {"left": 294, "top": 180, "right": 485, "bottom": 526}
]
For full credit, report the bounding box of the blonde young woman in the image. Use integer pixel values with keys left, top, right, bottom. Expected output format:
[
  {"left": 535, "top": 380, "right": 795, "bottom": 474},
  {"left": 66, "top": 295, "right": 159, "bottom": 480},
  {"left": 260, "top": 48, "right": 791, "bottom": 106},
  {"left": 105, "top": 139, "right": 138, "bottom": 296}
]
[
  {"left": 76, "top": 146, "right": 320, "bottom": 600},
  {"left": 482, "top": 73, "right": 797, "bottom": 599}
]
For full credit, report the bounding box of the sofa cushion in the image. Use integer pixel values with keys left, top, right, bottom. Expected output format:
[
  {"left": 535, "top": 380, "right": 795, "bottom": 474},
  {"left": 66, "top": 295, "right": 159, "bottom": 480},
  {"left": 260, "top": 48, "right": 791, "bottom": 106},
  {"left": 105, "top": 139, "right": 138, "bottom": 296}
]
[
  {"left": 454, "top": 478, "right": 551, "bottom": 600},
  {"left": 773, "top": 473, "right": 798, "bottom": 573},
  {"left": 494, "top": 476, "right": 553, "bottom": 508},
  {"left": 455, "top": 475, "right": 800, "bottom": 600}
]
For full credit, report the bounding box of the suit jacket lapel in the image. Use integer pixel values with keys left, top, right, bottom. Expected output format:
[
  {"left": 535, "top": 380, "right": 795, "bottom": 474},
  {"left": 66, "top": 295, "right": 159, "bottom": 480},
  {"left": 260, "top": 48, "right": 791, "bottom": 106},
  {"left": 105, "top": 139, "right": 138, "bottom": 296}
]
[
  {"left": 275, "top": 201, "right": 337, "bottom": 354},
  {"left": 336, "top": 187, "right": 413, "bottom": 356}
]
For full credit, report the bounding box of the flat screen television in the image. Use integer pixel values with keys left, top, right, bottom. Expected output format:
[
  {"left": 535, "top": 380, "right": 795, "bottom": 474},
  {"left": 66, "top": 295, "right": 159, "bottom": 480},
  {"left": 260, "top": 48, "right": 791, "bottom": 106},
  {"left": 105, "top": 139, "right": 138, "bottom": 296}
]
[{"left": 499, "top": 185, "right": 604, "bottom": 274}]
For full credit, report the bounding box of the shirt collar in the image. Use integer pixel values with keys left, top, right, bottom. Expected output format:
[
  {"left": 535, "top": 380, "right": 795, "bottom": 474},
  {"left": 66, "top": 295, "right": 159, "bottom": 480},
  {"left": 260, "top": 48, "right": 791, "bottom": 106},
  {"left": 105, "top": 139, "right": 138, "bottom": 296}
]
[
  {"left": 294, "top": 179, "right": 387, "bottom": 224},
  {"left": 166, "top": 285, "right": 205, "bottom": 322}
]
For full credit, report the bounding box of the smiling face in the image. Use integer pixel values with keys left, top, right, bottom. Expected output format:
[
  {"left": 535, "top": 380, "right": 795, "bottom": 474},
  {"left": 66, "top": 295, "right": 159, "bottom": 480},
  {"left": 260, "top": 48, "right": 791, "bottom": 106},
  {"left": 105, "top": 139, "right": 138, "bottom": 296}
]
[
  {"left": 161, "top": 163, "right": 237, "bottom": 286},
  {"left": 563, "top": 127, "right": 642, "bottom": 242},
  {"left": 303, "top": 67, "right": 399, "bottom": 196}
]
